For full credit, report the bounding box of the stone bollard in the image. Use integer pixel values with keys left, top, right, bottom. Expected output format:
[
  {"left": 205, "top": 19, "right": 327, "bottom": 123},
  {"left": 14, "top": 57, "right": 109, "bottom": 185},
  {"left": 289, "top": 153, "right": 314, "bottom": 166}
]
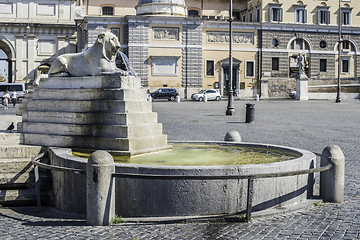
[
  {"left": 320, "top": 145, "right": 345, "bottom": 203},
  {"left": 245, "top": 103, "right": 255, "bottom": 123},
  {"left": 87, "top": 150, "right": 115, "bottom": 226},
  {"left": 254, "top": 94, "right": 259, "bottom": 101},
  {"left": 176, "top": 95, "right": 180, "bottom": 102},
  {"left": 203, "top": 94, "right": 207, "bottom": 102},
  {"left": 224, "top": 131, "right": 242, "bottom": 142}
]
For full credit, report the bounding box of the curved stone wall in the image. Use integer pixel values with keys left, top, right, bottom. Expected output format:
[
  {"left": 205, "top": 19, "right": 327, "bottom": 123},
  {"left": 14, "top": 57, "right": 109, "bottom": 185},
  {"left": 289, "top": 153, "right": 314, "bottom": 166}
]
[
  {"left": 49, "top": 142, "right": 316, "bottom": 218},
  {"left": 136, "top": 0, "right": 186, "bottom": 16}
]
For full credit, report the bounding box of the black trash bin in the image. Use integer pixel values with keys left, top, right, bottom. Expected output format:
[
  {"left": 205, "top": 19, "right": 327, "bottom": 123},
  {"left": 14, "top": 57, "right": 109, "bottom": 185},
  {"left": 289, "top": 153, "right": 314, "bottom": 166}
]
[{"left": 245, "top": 103, "right": 255, "bottom": 123}]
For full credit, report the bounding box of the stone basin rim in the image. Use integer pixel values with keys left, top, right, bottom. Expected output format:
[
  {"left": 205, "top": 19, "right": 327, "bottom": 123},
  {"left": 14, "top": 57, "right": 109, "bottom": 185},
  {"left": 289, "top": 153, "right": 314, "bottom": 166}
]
[{"left": 65, "top": 140, "right": 315, "bottom": 170}]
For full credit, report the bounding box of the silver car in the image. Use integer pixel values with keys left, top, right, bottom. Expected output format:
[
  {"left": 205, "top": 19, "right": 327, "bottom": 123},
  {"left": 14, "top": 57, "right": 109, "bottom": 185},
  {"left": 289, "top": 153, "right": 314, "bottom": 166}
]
[{"left": 191, "top": 89, "right": 221, "bottom": 101}]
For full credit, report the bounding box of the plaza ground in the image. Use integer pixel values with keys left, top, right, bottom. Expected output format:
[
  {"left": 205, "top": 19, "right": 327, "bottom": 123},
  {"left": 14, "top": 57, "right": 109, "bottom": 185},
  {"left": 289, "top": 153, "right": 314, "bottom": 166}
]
[{"left": 0, "top": 99, "right": 359, "bottom": 239}]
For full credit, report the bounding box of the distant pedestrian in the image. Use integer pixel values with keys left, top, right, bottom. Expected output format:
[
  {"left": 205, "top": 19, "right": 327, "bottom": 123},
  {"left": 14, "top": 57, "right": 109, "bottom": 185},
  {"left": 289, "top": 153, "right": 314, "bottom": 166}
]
[
  {"left": 2, "top": 90, "right": 10, "bottom": 111},
  {"left": 10, "top": 89, "right": 17, "bottom": 107},
  {"left": 234, "top": 89, "right": 239, "bottom": 97},
  {"left": 147, "top": 89, "right": 152, "bottom": 101}
]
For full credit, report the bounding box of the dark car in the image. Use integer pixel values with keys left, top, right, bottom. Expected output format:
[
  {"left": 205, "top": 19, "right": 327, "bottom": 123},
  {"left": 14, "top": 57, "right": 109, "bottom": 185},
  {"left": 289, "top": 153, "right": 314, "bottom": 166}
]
[{"left": 150, "top": 88, "right": 179, "bottom": 101}]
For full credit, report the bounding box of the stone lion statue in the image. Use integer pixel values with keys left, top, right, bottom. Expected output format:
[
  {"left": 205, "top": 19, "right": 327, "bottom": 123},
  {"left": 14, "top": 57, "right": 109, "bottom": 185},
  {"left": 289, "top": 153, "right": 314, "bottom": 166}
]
[{"left": 48, "top": 32, "right": 126, "bottom": 77}]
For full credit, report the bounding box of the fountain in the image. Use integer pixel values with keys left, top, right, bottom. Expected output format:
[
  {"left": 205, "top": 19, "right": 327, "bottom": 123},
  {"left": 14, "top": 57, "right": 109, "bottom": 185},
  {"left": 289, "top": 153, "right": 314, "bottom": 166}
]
[{"left": 21, "top": 32, "right": 316, "bottom": 219}]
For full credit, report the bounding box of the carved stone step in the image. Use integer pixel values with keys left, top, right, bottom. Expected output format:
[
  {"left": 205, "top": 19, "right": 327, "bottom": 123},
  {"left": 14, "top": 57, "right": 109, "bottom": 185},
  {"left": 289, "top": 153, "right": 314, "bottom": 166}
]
[
  {"left": 26, "top": 99, "right": 152, "bottom": 113},
  {"left": 22, "top": 122, "right": 163, "bottom": 138},
  {"left": 0, "top": 133, "right": 21, "bottom": 145},
  {"left": 0, "top": 188, "right": 36, "bottom": 205},
  {"left": 0, "top": 158, "right": 33, "bottom": 173},
  {"left": 24, "top": 111, "right": 158, "bottom": 125},
  {"left": 22, "top": 133, "right": 169, "bottom": 154},
  {"left": 32, "top": 88, "right": 146, "bottom": 101},
  {"left": 0, "top": 145, "right": 42, "bottom": 159}
]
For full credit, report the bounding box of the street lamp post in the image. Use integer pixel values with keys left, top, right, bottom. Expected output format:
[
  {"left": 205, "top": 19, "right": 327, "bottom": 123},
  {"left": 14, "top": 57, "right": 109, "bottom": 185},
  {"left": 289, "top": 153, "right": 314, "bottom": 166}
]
[
  {"left": 226, "top": 0, "right": 235, "bottom": 115},
  {"left": 336, "top": 0, "right": 341, "bottom": 103}
]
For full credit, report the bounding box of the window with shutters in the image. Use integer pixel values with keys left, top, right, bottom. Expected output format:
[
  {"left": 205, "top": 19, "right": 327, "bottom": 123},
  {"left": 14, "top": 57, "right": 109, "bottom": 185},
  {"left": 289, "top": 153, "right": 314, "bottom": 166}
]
[
  {"left": 295, "top": 7, "right": 307, "bottom": 23},
  {"left": 256, "top": 6, "right": 261, "bottom": 22},
  {"left": 269, "top": 4, "right": 282, "bottom": 22},
  {"left": 318, "top": 8, "right": 330, "bottom": 24},
  {"left": 249, "top": 10, "right": 253, "bottom": 22},
  {"left": 341, "top": 9, "right": 351, "bottom": 25}
]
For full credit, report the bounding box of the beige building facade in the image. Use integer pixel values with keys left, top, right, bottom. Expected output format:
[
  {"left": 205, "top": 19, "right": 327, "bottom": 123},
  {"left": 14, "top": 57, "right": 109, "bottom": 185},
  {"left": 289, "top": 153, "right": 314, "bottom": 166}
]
[
  {"left": 1, "top": 0, "right": 359, "bottom": 99},
  {"left": 77, "top": 0, "right": 360, "bottom": 99},
  {"left": 0, "top": 0, "right": 85, "bottom": 84},
  {"left": 77, "top": 0, "right": 258, "bottom": 98}
]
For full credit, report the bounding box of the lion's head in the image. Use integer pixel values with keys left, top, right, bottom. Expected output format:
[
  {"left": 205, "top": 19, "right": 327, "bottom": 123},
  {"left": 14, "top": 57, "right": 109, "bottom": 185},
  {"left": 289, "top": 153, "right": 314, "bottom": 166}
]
[{"left": 97, "top": 32, "right": 121, "bottom": 62}]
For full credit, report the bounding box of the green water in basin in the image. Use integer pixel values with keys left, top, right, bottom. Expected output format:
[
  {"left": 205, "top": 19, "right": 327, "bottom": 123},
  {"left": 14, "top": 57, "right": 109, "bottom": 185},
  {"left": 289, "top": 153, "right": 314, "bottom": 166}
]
[{"left": 72, "top": 144, "right": 300, "bottom": 166}]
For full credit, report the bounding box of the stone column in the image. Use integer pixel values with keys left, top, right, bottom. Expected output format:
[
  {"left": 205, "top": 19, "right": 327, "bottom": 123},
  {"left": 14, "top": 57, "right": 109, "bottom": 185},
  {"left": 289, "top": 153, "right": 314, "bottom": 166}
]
[
  {"left": 15, "top": 35, "right": 25, "bottom": 81},
  {"left": 87, "top": 150, "right": 115, "bottom": 226},
  {"left": 320, "top": 145, "right": 345, "bottom": 203}
]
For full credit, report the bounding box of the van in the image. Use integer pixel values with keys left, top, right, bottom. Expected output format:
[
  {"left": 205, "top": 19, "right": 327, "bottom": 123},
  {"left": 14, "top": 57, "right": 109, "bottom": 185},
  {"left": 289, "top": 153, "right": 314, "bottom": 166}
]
[{"left": 0, "top": 83, "right": 27, "bottom": 101}]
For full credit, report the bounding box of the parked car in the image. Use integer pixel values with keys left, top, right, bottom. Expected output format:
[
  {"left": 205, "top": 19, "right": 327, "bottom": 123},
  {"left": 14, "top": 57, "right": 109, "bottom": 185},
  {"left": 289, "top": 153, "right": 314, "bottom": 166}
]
[
  {"left": 0, "top": 83, "right": 27, "bottom": 101},
  {"left": 150, "top": 88, "right": 179, "bottom": 101},
  {"left": 191, "top": 89, "right": 221, "bottom": 101}
]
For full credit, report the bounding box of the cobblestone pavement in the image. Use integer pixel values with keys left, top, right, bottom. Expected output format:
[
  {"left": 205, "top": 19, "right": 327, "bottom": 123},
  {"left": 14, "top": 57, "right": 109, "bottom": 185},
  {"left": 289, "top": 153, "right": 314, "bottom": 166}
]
[{"left": 0, "top": 99, "right": 360, "bottom": 239}]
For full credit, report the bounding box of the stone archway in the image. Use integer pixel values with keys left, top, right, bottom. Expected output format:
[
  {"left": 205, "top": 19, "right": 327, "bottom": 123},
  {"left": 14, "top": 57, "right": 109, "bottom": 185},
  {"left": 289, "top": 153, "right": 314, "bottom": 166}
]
[{"left": 0, "top": 38, "right": 15, "bottom": 83}]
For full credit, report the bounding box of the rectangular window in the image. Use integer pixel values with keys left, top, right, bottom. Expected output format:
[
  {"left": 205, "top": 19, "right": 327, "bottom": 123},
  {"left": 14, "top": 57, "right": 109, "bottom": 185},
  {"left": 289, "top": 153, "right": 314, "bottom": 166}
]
[
  {"left": 249, "top": 11, "right": 253, "bottom": 22},
  {"left": 233, "top": 11, "right": 241, "bottom": 20},
  {"left": 342, "top": 58, "right": 350, "bottom": 73},
  {"left": 206, "top": 60, "right": 215, "bottom": 76},
  {"left": 320, "top": 59, "right": 327, "bottom": 72},
  {"left": 256, "top": 7, "right": 261, "bottom": 22},
  {"left": 343, "top": 41, "right": 350, "bottom": 50},
  {"left": 102, "top": 6, "right": 114, "bottom": 15},
  {"left": 241, "top": 12, "right": 246, "bottom": 22},
  {"left": 246, "top": 61, "right": 255, "bottom": 77},
  {"left": 272, "top": 58, "right": 280, "bottom": 71},
  {"left": 295, "top": 8, "right": 306, "bottom": 23},
  {"left": 342, "top": 10, "right": 351, "bottom": 25},
  {"left": 270, "top": 7, "right": 282, "bottom": 22},
  {"left": 318, "top": 9, "right": 330, "bottom": 24}
]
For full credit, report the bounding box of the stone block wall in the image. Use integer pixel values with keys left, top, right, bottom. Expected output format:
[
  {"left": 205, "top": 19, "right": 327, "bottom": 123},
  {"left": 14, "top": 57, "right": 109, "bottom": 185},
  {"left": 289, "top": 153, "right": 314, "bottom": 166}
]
[
  {"left": 182, "top": 22, "right": 203, "bottom": 88},
  {"left": 309, "top": 53, "right": 336, "bottom": 79},
  {"left": 267, "top": 78, "right": 296, "bottom": 98},
  {"left": 262, "top": 52, "right": 289, "bottom": 78},
  {"left": 127, "top": 20, "right": 149, "bottom": 87},
  {"left": 87, "top": 24, "right": 108, "bottom": 45}
]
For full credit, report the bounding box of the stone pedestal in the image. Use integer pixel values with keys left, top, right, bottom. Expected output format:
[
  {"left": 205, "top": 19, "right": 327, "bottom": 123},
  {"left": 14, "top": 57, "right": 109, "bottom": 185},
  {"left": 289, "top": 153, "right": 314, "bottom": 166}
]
[
  {"left": 295, "top": 77, "right": 309, "bottom": 101},
  {"left": 260, "top": 79, "right": 269, "bottom": 98},
  {"left": 20, "top": 74, "right": 171, "bottom": 156}
]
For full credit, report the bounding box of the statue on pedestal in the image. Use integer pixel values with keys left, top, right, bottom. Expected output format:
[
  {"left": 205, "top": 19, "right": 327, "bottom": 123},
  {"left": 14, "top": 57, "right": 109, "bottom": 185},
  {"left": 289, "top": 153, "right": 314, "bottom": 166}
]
[
  {"left": 297, "top": 53, "right": 307, "bottom": 79},
  {"left": 48, "top": 32, "right": 128, "bottom": 77},
  {"left": 295, "top": 53, "right": 309, "bottom": 100},
  {"left": 34, "top": 32, "right": 135, "bottom": 86}
]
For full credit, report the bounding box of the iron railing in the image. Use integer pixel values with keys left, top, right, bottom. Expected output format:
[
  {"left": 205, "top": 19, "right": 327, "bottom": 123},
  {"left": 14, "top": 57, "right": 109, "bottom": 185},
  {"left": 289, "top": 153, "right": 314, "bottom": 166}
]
[{"left": 32, "top": 152, "right": 331, "bottom": 222}]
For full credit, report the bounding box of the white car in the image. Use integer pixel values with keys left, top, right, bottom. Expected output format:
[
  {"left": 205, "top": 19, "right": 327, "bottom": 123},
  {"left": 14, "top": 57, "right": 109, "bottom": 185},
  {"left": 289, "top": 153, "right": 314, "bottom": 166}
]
[{"left": 191, "top": 89, "right": 221, "bottom": 101}]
